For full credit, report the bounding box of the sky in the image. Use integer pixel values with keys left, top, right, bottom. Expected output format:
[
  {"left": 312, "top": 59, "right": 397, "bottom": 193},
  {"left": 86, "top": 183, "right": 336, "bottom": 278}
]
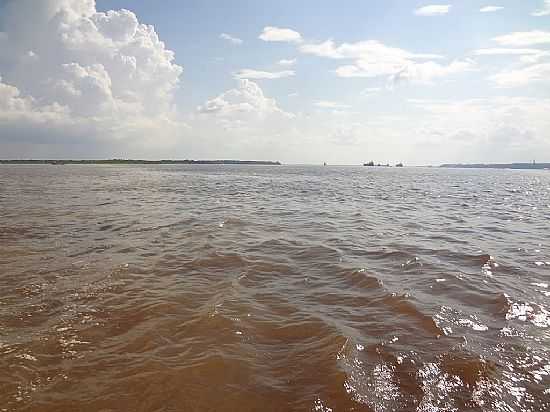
[{"left": 0, "top": 0, "right": 549, "bottom": 165}]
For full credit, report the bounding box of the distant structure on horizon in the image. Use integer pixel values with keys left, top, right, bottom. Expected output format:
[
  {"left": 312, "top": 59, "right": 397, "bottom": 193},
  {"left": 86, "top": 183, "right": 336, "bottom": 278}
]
[
  {"left": 440, "top": 162, "right": 550, "bottom": 170},
  {"left": 363, "top": 161, "right": 404, "bottom": 167}
]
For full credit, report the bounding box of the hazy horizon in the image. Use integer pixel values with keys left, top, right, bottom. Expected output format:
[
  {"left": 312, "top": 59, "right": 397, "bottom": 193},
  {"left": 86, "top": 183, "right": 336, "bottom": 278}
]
[
  {"left": 1, "top": 159, "right": 550, "bottom": 168},
  {"left": 1, "top": 0, "right": 549, "bottom": 164}
]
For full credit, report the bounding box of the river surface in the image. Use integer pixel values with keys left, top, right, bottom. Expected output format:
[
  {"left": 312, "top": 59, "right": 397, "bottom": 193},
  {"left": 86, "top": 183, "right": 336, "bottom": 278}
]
[{"left": 0, "top": 165, "right": 549, "bottom": 412}]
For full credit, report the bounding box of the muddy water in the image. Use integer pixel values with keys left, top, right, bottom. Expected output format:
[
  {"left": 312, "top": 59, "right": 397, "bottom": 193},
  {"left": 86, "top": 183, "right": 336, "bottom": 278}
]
[{"left": 0, "top": 165, "right": 549, "bottom": 411}]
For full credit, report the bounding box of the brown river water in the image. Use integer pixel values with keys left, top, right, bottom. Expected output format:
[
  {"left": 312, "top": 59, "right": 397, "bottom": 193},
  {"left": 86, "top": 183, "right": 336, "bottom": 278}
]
[{"left": 0, "top": 165, "right": 549, "bottom": 412}]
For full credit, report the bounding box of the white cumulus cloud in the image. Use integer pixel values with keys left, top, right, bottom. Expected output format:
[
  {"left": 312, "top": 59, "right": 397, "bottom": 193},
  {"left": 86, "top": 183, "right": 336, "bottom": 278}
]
[
  {"left": 388, "top": 60, "right": 476, "bottom": 86},
  {"left": 414, "top": 5, "right": 451, "bottom": 16},
  {"left": 360, "top": 87, "right": 381, "bottom": 96},
  {"left": 233, "top": 69, "right": 295, "bottom": 80},
  {"left": 197, "top": 79, "right": 293, "bottom": 119},
  {"left": 300, "top": 39, "right": 441, "bottom": 61},
  {"left": 532, "top": 0, "right": 550, "bottom": 16},
  {"left": 473, "top": 48, "right": 550, "bottom": 64},
  {"left": 314, "top": 101, "right": 351, "bottom": 109},
  {"left": 220, "top": 33, "right": 243, "bottom": 45},
  {"left": 278, "top": 58, "right": 297, "bottom": 66},
  {"left": 489, "top": 63, "right": 550, "bottom": 87},
  {"left": 0, "top": 0, "right": 184, "bottom": 156},
  {"left": 474, "top": 48, "right": 543, "bottom": 56},
  {"left": 519, "top": 51, "right": 550, "bottom": 64},
  {"left": 192, "top": 79, "right": 298, "bottom": 159},
  {"left": 408, "top": 96, "right": 550, "bottom": 163},
  {"left": 480, "top": 6, "right": 504, "bottom": 13},
  {"left": 300, "top": 38, "right": 471, "bottom": 84},
  {"left": 493, "top": 31, "right": 550, "bottom": 46},
  {"left": 259, "top": 27, "right": 302, "bottom": 43},
  {"left": 300, "top": 39, "right": 441, "bottom": 60}
]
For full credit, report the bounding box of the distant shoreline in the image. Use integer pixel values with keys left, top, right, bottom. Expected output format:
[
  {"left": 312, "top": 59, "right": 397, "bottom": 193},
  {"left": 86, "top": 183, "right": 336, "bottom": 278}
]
[
  {"left": 440, "top": 163, "right": 550, "bottom": 170},
  {"left": 0, "top": 159, "right": 282, "bottom": 166}
]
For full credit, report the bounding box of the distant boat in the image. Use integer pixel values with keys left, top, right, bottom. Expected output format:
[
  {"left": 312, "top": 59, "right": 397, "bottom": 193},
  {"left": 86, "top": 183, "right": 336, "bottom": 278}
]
[
  {"left": 323, "top": 162, "right": 327, "bottom": 166},
  {"left": 396, "top": 163, "right": 403, "bottom": 167},
  {"left": 363, "top": 161, "right": 375, "bottom": 166}
]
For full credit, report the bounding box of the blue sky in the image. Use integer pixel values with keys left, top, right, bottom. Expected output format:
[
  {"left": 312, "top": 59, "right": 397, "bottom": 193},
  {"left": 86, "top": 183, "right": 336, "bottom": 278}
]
[
  {"left": 96, "top": 0, "right": 549, "bottom": 106},
  {"left": 1, "top": 0, "right": 549, "bottom": 164}
]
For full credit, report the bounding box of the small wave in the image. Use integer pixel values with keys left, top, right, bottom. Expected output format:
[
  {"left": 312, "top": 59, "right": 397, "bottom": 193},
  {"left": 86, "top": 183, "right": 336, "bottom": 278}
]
[{"left": 506, "top": 301, "right": 550, "bottom": 328}]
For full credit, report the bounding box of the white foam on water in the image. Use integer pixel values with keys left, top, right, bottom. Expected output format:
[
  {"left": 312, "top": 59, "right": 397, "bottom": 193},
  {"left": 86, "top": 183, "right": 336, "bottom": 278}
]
[{"left": 459, "top": 319, "right": 489, "bottom": 331}]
